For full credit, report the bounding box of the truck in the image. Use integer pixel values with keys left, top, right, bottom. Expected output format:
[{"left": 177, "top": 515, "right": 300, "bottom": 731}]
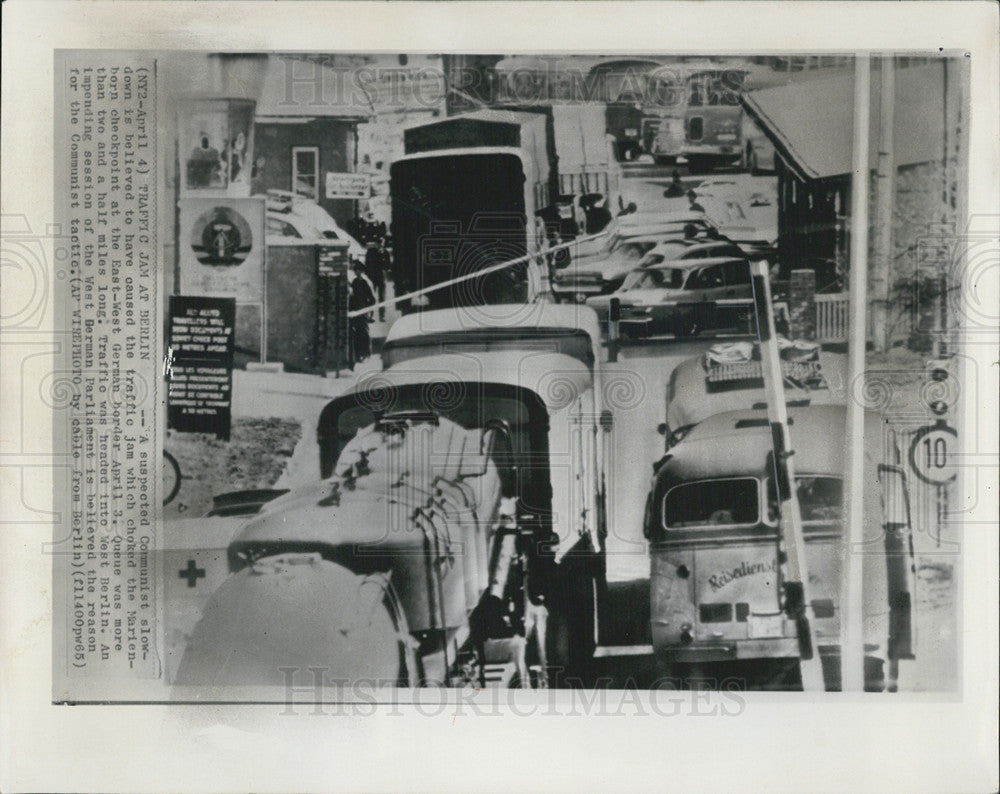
[
  {"left": 173, "top": 305, "right": 613, "bottom": 690},
  {"left": 389, "top": 106, "right": 620, "bottom": 310}
]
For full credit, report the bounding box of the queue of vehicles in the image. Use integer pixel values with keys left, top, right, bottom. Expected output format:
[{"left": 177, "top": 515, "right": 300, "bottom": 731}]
[
  {"left": 171, "top": 285, "right": 915, "bottom": 693},
  {"left": 585, "top": 255, "right": 756, "bottom": 339},
  {"left": 169, "top": 92, "right": 912, "bottom": 692}
]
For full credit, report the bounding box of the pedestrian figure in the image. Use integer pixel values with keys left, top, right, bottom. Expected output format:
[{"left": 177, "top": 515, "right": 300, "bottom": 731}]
[
  {"left": 349, "top": 260, "right": 376, "bottom": 364},
  {"left": 663, "top": 170, "right": 685, "bottom": 198},
  {"left": 584, "top": 193, "right": 613, "bottom": 232},
  {"left": 186, "top": 132, "right": 221, "bottom": 189},
  {"left": 687, "top": 189, "right": 705, "bottom": 213},
  {"left": 347, "top": 211, "right": 363, "bottom": 246},
  {"left": 365, "top": 241, "right": 388, "bottom": 321}
]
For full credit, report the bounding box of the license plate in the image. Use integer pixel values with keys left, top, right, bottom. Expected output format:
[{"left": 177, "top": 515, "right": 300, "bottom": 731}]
[{"left": 748, "top": 614, "right": 785, "bottom": 639}]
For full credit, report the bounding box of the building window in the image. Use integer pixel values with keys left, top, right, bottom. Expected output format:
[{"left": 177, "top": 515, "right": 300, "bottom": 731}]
[{"left": 292, "top": 146, "right": 319, "bottom": 201}]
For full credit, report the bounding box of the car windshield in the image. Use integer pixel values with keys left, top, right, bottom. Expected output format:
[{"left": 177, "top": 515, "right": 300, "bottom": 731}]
[
  {"left": 601, "top": 232, "right": 623, "bottom": 254},
  {"left": 663, "top": 478, "right": 760, "bottom": 528},
  {"left": 620, "top": 242, "right": 658, "bottom": 261},
  {"left": 632, "top": 267, "right": 686, "bottom": 290},
  {"left": 642, "top": 242, "right": 689, "bottom": 263},
  {"left": 381, "top": 328, "right": 595, "bottom": 371},
  {"left": 266, "top": 216, "right": 303, "bottom": 238}
]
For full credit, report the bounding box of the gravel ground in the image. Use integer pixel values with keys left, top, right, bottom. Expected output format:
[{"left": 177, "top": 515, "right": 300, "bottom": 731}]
[{"left": 163, "top": 417, "right": 302, "bottom": 520}]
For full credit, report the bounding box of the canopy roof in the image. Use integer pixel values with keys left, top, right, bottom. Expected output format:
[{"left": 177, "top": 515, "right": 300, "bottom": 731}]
[{"left": 742, "top": 62, "right": 946, "bottom": 181}]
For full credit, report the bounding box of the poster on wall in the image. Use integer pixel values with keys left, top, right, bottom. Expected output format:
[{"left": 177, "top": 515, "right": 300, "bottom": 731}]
[
  {"left": 178, "top": 98, "right": 256, "bottom": 195},
  {"left": 178, "top": 196, "right": 266, "bottom": 302}
]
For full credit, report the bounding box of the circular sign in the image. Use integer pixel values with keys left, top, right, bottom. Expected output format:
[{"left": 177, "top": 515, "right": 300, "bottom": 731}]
[
  {"left": 908, "top": 420, "right": 958, "bottom": 485},
  {"left": 190, "top": 206, "right": 253, "bottom": 266}
]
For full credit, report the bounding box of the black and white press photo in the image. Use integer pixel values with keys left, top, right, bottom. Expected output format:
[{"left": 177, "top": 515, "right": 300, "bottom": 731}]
[{"left": 2, "top": 3, "right": 997, "bottom": 793}]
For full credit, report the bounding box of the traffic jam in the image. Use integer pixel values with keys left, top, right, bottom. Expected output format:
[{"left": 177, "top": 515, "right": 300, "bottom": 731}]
[{"left": 168, "top": 55, "right": 940, "bottom": 697}]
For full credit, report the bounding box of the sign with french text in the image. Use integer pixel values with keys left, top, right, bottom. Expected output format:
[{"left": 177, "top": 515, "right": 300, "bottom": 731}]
[{"left": 167, "top": 296, "right": 236, "bottom": 440}]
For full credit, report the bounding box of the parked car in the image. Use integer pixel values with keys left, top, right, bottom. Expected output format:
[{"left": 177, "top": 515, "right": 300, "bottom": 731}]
[
  {"left": 661, "top": 341, "right": 847, "bottom": 449},
  {"left": 553, "top": 218, "right": 721, "bottom": 302},
  {"left": 585, "top": 255, "right": 754, "bottom": 337},
  {"left": 637, "top": 238, "right": 747, "bottom": 268},
  {"left": 583, "top": 239, "right": 746, "bottom": 317},
  {"left": 568, "top": 210, "right": 712, "bottom": 259},
  {"left": 261, "top": 190, "right": 365, "bottom": 259},
  {"left": 693, "top": 176, "right": 778, "bottom": 258}
]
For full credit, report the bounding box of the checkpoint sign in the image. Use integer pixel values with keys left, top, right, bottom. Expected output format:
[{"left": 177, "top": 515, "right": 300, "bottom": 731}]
[{"left": 908, "top": 419, "right": 958, "bottom": 485}]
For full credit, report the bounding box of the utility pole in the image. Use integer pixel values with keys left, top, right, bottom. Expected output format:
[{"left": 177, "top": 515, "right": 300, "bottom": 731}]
[
  {"left": 842, "top": 55, "right": 872, "bottom": 693},
  {"left": 871, "top": 56, "right": 895, "bottom": 352}
]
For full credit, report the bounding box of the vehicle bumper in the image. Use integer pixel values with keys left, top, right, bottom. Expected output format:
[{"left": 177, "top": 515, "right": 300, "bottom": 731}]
[
  {"left": 552, "top": 282, "right": 614, "bottom": 301},
  {"left": 653, "top": 637, "right": 801, "bottom": 663},
  {"left": 652, "top": 142, "right": 684, "bottom": 157},
  {"left": 682, "top": 144, "right": 740, "bottom": 157}
]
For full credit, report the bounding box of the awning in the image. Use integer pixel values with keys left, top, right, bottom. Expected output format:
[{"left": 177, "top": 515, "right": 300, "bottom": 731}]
[{"left": 742, "top": 62, "right": 946, "bottom": 181}]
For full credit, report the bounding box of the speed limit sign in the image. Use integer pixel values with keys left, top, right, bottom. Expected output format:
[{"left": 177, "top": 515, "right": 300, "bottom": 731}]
[{"left": 909, "top": 419, "right": 958, "bottom": 485}]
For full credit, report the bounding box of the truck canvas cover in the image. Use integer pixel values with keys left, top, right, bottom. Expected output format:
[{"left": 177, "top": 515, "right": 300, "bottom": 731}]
[{"left": 403, "top": 109, "right": 550, "bottom": 187}]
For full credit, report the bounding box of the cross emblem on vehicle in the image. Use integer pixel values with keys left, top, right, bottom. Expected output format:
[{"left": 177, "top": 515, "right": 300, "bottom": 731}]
[{"left": 179, "top": 559, "right": 206, "bottom": 588}]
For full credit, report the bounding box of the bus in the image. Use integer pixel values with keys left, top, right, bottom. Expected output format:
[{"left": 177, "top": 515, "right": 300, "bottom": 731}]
[{"left": 644, "top": 405, "right": 916, "bottom": 691}]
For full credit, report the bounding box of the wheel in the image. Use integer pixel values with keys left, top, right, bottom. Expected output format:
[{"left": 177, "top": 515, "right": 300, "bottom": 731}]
[
  {"left": 163, "top": 450, "right": 182, "bottom": 506},
  {"left": 621, "top": 144, "right": 638, "bottom": 162}
]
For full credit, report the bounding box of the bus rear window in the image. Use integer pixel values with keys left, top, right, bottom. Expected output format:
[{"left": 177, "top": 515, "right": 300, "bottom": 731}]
[
  {"left": 766, "top": 476, "right": 843, "bottom": 523},
  {"left": 663, "top": 478, "right": 759, "bottom": 528}
]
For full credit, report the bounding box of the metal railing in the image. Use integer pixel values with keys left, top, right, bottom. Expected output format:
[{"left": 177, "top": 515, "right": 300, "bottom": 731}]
[{"left": 815, "top": 292, "right": 850, "bottom": 342}]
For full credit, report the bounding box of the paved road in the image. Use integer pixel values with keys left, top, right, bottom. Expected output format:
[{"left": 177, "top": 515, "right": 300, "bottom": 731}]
[
  {"left": 600, "top": 165, "right": 751, "bottom": 582},
  {"left": 601, "top": 335, "right": 727, "bottom": 582}
]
